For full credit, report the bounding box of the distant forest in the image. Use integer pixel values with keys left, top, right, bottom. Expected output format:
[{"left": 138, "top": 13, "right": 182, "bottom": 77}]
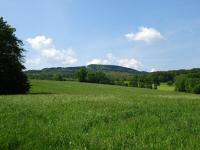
[{"left": 26, "top": 64, "right": 200, "bottom": 94}]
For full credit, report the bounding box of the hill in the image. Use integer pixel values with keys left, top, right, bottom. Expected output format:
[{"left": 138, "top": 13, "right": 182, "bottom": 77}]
[
  {"left": 87, "top": 64, "right": 142, "bottom": 74},
  {"left": 26, "top": 66, "right": 84, "bottom": 80},
  {"left": 0, "top": 80, "right": 200, "bottom": 149},
  {"left": 26, "top": 64, "right": 144, "bottom": 80}
]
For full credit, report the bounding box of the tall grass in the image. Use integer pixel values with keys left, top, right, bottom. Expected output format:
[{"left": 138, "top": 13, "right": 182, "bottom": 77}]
[{"left": 0, "top": 80, "right": 200, "bottom": 149}]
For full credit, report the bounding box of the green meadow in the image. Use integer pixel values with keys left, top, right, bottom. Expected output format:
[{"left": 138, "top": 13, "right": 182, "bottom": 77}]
[
  {"left": 157, "top": 83, "right": 175, "bottom": 91},
  {"left": 0, "top": 80, "right": 200, "bottom": 149}
]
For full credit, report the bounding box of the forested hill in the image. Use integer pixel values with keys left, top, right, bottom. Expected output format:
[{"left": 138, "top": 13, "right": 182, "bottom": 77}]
[
  {"left": 87, "top": 64, "right": 143, "bottom": 74},
  {"left": 26, "top": 64, "right": 144, "bottom": 80}
]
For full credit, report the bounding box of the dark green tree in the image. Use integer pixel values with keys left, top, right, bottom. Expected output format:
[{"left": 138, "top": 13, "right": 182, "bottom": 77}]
[
  {"left": 87, "top": 72, "right": 97, "bottom": 83},
  {"left": 53, "top": 74, "right": 64, "bottom": 81},
  {"left": 87, "top": 71, "right": 110, "bottom": 84},
  {"left": 95, "top": 71, "right": 110, "bottom": 84},
  {"left": 193, "top": 84, "right": 200, "bottom": 94},
  {"left": 138, "top": 75, "right": 145, "bottom": 88},
  {"left": 175, "top": 75, "right": 187, "bottom": 92},
  {"left": 77, "top": 68, "right": 88, "bottom": 82},
  {"left": 0, "top": 17, "right": 30, "bottom": 94},
  {"left": 129, "top": 75, "right": 138, "bottom": 87},
  {"left": 144, "top": 76, "right": 153, "bottom": 89}
]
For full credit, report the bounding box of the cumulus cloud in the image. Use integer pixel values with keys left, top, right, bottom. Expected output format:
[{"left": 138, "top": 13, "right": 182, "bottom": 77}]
[
  {"left": 125, "top": 27, "right": 163, "bottom": 43},
  {"left": 41, "top": 48, "right": 77, "bottom": 65},
  {"left": 26, "top": 58, "right": 41, "bottom": 65},
  {"left": 117, "top": 58, "right": 142, "bottom": 69},
  {"left": 26, "top": 35, "right": 77, "bottom": 66},
  {"left": 26, "top": 35, "right": 53, "bottom": 49},
  {"left": 87, "top": 59, "right": 108, "bottom": 65},
  {"left": 106, "top": 53, "right": 116, "bottom": 60},
  {"left": 87, "top": 53, "right": 142, "bottom": 69},
  {"left": 150, "top": 68, "right": 157, "bottom": 72}
]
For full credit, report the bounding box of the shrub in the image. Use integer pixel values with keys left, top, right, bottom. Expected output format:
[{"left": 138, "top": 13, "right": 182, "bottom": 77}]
[
  {"left": 193, "top": 84, "right": 200, "bottom": 94},
  {"left": 167, "top": 81, "right": 173, "bottom": 86},
  {"left": 175, "top": 75, "right": 187, "bottom": 92},
  {"left": 53, "top": 74, "right": 64, "bottom": 81},
  {"left": 77, "top": 68, "right": 88, "bottom": 82}
]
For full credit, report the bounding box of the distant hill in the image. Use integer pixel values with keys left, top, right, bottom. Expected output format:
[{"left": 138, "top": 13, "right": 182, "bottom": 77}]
[
  {"left": 26, "top": 64, "right": 144, "bottom": 80},
  {"left": 26, "top": 66, "right": 84, "bottom": 80},
  {"left": 26, "top": 64, "right": 200, "bottom": 83},
  {"left": 87, "top": 64, "right": 143, "bottom": 74}
]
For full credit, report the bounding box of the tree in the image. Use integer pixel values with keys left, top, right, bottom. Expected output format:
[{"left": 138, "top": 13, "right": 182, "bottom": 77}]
[
  {"left": 193, "top": 84, "right": 200, "bottom": 94},
  {"left": 77, "top": 68, "right": 88, "bottom": 82},
  {"left": 138, "top": 75, "right": 145, "bottom": 88},
  {"left": 53, "top": 74, "right": 64, "bottom": 81},
  {"left": 95, "top": 71, "right": 110, "bottom": 84},
  {"left": 129, "top": 75, "right": 138, "bottom": 87},
  {"left": 0, "top": 17, "right": 30, "bottom": 94},
  {"left": 175, "top": 75, "right": 187, "bottom": 92},
  {"left": 87, "top": 71, "right": 110, "bottom": 84},
  {"left": 144, "top": 75, "right": 153, "bottom": 89},
  {"left": 153, "top": 83, "right": 158, "bottom": 89},
  {"left": 167, "top": 81, "right": 173, "bottom": 86},
  {"left": 87, "top": 72, "right": 97, "bottom": 83}
]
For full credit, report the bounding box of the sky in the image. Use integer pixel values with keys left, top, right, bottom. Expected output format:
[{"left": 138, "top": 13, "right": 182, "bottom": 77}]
[{"left": 1, "top": 0, "right": 200, "bottom": 71}]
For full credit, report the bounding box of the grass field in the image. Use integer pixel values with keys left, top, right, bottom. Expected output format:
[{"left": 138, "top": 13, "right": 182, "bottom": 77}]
[
  {"left": 0, "top": 80, "right": 200, "bottom": 149},
  {"left": 157, "top": 83, "right": 175, "bottom": 91}
]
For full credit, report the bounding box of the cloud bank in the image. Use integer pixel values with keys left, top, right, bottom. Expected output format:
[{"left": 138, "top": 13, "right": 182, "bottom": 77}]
[
  {"left": 26, "top": 35, "right": 77, "bottom": 66},
  {"left": 87, "top": 53, "right": 142, "bottom": 69}
]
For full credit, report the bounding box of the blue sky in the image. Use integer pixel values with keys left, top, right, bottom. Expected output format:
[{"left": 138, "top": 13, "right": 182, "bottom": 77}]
[{"left": 1, "top": 0, "right": 200, "bottom": 71}]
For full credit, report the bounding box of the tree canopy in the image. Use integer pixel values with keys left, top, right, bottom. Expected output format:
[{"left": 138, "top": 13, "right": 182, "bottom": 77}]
[{"left": 0, "top": 17, "right": 30, "bottom": 94}]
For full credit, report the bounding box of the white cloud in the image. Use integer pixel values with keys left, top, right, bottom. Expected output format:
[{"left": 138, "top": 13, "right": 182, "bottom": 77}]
[
  {"left": 26, "top": 35, "right": 77, "bottom": 66},
  {"left": 150, "top": 68, "right": 157, "bottom": 72},
  {"left": 125, "top": 27, "right": 163, "bottom": 43},
  {"left": 26, "top": 58, "right": 41, "bottom": 65},
  {"left": 41, "top": 48, "right": 77, "bottom": 65},
  {"left": 87, "top": 53, "right": 142, "bottom": 69},
  {"left": 87, "top": 58, "right": 108, "bottom": 65},
  {"left": 117, "top": 58, "right": 142, "bottom": 69},
  {"left": 27, "top": 35, "right": 53, "bottom": 49},
  {"left": 106, "top": 53, "right": 116, "bottom": 60}
]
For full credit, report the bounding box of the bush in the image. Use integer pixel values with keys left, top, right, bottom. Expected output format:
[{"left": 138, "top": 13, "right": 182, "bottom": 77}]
[
  {"left": 53, "top": 74, "right": 64, "bottom": 81},
  {"left": 87, "top": 72, "right": 97, "bottom": 83},
  {"left": 145, "top": 83, "right": 152, "bottom": 89},
  {"left": 175, "top": 74, "right": 200, "bottom": 94},
  {"left": 175, "top": 75, "right": 187, "bottom": 92},
  {"left": 153, "top": 84, "right": 158, "bottom": 89},
  {"left": 129, "top": 75, "right": 138, "bottom": 87},
  {"left": 77, "top": 68, "right": 88, "bottom": 82},
  {"left": 167, "top": 81, "right": 173, "bottom": 86},
  {"left": 193, "top": 84, "right": 200, "bottom": 94}
]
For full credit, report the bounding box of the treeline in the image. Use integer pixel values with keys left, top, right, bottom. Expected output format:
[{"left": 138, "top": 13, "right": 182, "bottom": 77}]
[
  {"left": 77, "top": 68, "right": 200, "bottom": 94},
  {"left": 77, "top": 68, "right": 111, "bottom": 84},
  {"left": 149, "top": 68, "right": 200, "bottom": 83},
  {"left": 175, "top": 73, "right": 200, "bottom": 94},
  {"left": 77, "top": 68, "right": 157, "bottom": 88},
  {"left": 149, "top": 69, "right": 200, "bottom": 94},
  {"left": 27, "top": 73, "right": 75, "bottom": 81},
  {"left": 27, "top": 65, "right": 200, "bottom": 94},
  {"left": 26, "top": 67, "right": 81, "bottom": 81},
  {"left": 129, "top": 75, "right": 157, "bottom": 89}
]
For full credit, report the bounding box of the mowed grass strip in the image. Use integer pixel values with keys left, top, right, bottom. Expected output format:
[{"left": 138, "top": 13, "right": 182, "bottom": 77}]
[{"left": 0, "top": 80, "right": 200, "bottom": 150}]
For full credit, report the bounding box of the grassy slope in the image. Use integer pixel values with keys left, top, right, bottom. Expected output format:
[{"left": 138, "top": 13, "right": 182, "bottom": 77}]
[{"left": 0, "top": 80, "right": 200, "bottom": 150}]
